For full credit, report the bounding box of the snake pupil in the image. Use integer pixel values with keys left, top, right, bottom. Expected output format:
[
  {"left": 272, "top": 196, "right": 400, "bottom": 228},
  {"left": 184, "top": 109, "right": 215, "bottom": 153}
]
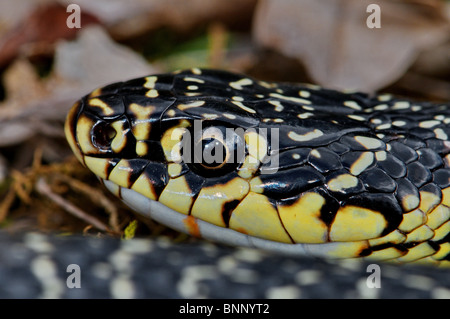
[{"left": 200, "top": 138, "right": 227, "bottom": 168}]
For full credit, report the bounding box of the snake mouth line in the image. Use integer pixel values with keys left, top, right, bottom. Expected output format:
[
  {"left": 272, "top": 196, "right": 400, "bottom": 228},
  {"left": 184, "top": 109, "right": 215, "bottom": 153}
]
[{"left": 102, "top": 178, "right": 370, "bottom": 260}]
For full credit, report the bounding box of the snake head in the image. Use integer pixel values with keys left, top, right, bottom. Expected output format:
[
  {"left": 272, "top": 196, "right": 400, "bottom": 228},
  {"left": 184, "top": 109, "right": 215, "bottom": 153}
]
[{"left": 65, "top": 69, "right": 450, "bottom": 264}]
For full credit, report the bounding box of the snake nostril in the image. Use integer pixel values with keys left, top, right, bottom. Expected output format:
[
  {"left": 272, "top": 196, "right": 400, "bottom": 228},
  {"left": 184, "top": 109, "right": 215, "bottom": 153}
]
[{"left": 92, "top": 122, "right": 117, "bottom": 149}]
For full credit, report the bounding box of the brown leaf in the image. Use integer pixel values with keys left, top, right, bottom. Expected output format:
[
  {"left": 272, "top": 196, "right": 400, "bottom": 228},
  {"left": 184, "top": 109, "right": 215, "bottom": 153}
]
[
  {"left": 0, "top": 2, "right": 100, "bottom": 68},
  {"left": 0, "top": 26, "right": 157, "bottom": 148},
  {"left": 253, "top": 0, "right": 450, "bottom": 92},
  {"left": 73, "top": 0, "right": 257, "bottom": 39}
]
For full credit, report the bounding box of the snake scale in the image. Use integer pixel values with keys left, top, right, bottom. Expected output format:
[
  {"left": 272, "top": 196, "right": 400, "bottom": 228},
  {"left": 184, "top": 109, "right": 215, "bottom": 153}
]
[{"left": 65, "top": 68, "right": 450, "bottom": 266}]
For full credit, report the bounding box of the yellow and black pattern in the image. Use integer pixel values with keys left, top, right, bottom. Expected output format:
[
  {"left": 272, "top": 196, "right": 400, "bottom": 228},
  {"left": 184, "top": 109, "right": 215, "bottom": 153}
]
[{"left": 65, "top": 68, "right": 450, "bottom": 265}]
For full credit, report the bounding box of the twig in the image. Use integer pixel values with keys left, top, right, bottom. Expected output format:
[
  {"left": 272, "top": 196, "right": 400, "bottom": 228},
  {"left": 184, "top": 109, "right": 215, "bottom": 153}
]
[
  {"left": 36, "top": 177, "right": 111, "bottom": 233},
  {"left": 0, "top": 187, "right": 16, "bottom": 223},
  {"left": 52, "top": 173, "right": 121, "bottom": 233}
]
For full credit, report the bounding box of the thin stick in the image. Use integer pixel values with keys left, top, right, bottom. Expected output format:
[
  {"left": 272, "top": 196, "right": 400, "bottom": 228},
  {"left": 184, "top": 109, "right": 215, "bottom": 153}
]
[{"left": 36, "top": 177, "right": 111, "bottom": 233}]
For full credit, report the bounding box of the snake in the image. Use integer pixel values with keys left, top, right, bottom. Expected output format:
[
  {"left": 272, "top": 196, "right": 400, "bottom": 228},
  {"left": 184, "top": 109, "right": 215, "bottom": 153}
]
[{"left": 64, "top": 68, "right": 450, "bottom": 266}]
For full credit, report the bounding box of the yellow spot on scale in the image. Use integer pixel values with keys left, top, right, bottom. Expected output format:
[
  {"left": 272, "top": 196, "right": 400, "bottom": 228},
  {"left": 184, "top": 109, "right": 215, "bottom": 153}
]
[
  {"left": 191, "top": 68, "right": 202, "bottom": 75},
  {"left": 109, "top": 159, "right": 133, "bottom": 188},
  {"left": 433, "top": 221, "right": 450, "bottom": 241},
  {"left": 434, "top": 128, "right": 448, "bottom": 140},
  {"left": 376, "top": 123, "right": 391, "bottom": 130},
  {"left": 88, "top": 87, "right": 102, "bottom": 99},
  {"left": 343, "top": 101, "right": 362, "bottom": 110},
  {"left": 367, "top": 247, "right": 405, "bottom": 261},
  {"left": 146, "top": 89, "right": 159, "bottom": 98},
  {"left": 319, "top": 241, "right": 369, "bottom": 259},
  {"left": 298, "top": 90, "right": 310, "bottom": 98},
  {"left": 131, "top": 172, "right": 158, "bottom": 201},
  {"left": 136, "top": 141, "right": 148, "bottom": 156},
  {"left": 330, "top": 206, "right": 386, "bottom": 241},
  {"left": 84, "top": 156, "right": 111, "bottom": 180},
  {"left": 268, "top": 100, "right": 284, "bottom": 112},
  {"left": 426, "top": 204, "right": 450, "bottom": 229},
  {"left": 223, "top": 113, "right": 236, "bottom": 120},
  {"left": 187, "top": 85, "right": 198, "bottom": 90},
  {"left": 166, "top": 109, "right": 176, "bottom": 117},
  {"left": 65, "top": 105, "right": 84, "bottom": 164},
  {"left": 350, "top": 152, "right": 374, "bottom": 176},
  {"left": 392, "top": 101, "right": 410, "bottom": 110},
  {"left": 144, "top": 76, "right": 157, "bottom": 89},
  {"left": 404, "top": 225, "right": 434, "bottom": 243},
  {"left": 229, "top": 192, "right": 292, "bottom": 243},
  {"left": 160, "top": 122, "right": 190, "bottom": 162},
  {"left": 202, "top": 113, "right": 219, "bottom": 120},
  {"left": 374, "top": 104, "right": 388, "bottom": 111},
  {"left": 158, "top": 176, "right": 195, "bottom": 215},
  {"left": 419, "top": 120, "right": 440, "bottom": 128},
  {"left": 419, "top": 191, "right": 441, "bottom": 214},
  {"left": 184, "top": 77, "right": 205, "bottom": 83},
  {"left": 396, "top": 242, "right": 436, "bottom": 263},
  {"left": 88, "top": 98, "right": 115, "bottom": 116},
  {"left": 191, "top": 177, "right": 250, "bottom": 227},
  {"left": 393, "top": 121, "right": 407, "bottom": 127},
  {"left": 354, "top": 136, "right": 383, "bottom": 150},
  {"left": 398, "top": 209, "right": 426, "bottom": 233},
  {"left": 288, "top": 129, "right": 324, "bottom": 142},
  {"left": 348, "top": 115, "right": 366, "bottom": 122},
  {"left": 432, "top": 242, "right": 450, "bottom": 260},
  {"left": 167, "top": 163, "right": 183, "bottom": 178},
  {"left": 310, "top": 149, "right": 321, "bottom": 158},
  {"left": 238, "top": 155, "right": 260, "bottom": 179},
  {"left": 231, "top": 101, "right": 256, "bottom": 114},
  {"left": 129, "top": 103, "right": 155, "bottom": 140},
  {"left": 375, "top": 151, "right": 387, "bottom": 161},
  {"left": 76, "top": 115, "right": 97, "bottom": 155},
  {"left": 277, "top": 192, "right": 328, "bottom": 243},
  {"left": 297, "top": 112, "right": 313, "bottom": 119},
  {"left": 229, "top": 78, "right": 253, "bottom": 90},
  {"left": 269, "top": 93, "right": 311, "bottom": 105},
  {"left": 368, "top": 229, "right": 406, "bottom": 246},
  {"left": 245, "top": 131, "right": 267, "bottom": 162},
  {"left": 258, "top": 81, "right": 277, "bottom": 89},
  {"left": 249, "top": 177, "right": 264, "bottom": 194},
  {"left": 327, "top": 174, "right": 358, "bottom": 193},
  {"left": 443, "top": 187, "right": 450, "bottom": 206},
  {"left": 377, "top": 94, "right": 392, "bottom": 102},
  {"left": 110, "top": 120, "right": 128, "bottom": 153},
  {"left": 177, "top": 100, "right": 205, "bottom": 110}
]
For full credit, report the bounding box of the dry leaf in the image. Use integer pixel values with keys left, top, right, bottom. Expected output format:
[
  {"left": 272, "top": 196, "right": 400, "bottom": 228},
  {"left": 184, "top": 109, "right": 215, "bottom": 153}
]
[
  {"left": 253, "top": 0, "right": 450, "bottom": 92},
  {"left": 65, "top": 0, "right": 257, "bottom": 39},
  {"left": 0, "top": 2, "right": 100, "bottom": 68},
  {"left": 0, "top": 25, "right": 157, "bottom": 148}
]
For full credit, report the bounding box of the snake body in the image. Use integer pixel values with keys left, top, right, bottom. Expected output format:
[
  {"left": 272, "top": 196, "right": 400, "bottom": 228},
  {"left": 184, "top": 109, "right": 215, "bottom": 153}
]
[{"left": 65, "top": 68, "right": 450, "bottom": 265}]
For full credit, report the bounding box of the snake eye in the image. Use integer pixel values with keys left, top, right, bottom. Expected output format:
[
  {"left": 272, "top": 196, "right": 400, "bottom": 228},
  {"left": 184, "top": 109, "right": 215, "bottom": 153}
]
[
  {"left": 197, "top": 137, "right": 228, "bottom": 169},
  {"left": 92, "top": 121, "right": 117, "bottom": 150},
  {"left": 189, "top": 125, "right": 244, "bottom": 176}
]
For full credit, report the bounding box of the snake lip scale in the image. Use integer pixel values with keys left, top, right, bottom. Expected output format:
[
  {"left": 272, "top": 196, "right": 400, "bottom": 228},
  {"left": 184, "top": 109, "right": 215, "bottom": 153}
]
[{"left": 65, "top": 68, "right": 450, "bottom": 265}]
